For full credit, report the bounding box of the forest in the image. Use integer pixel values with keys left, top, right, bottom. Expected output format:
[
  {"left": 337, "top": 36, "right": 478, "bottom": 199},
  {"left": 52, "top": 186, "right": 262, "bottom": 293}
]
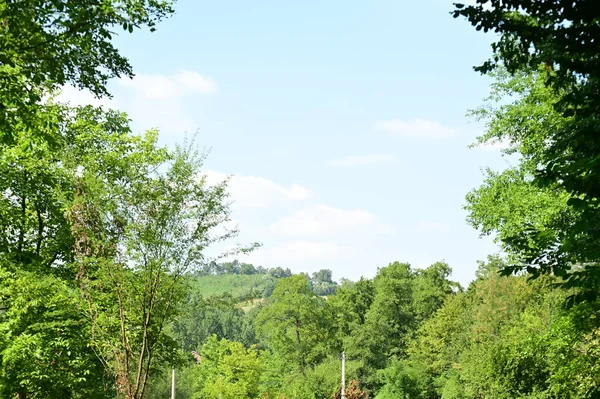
[{"left": 1, "top": 0, "right": 600, "bottom": 398}]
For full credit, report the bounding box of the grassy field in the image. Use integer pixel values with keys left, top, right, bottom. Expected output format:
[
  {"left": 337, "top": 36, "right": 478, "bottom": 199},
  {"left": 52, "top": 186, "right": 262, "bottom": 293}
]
[{"left": 191, "top": 274, "right": 276, "bottom": 299}]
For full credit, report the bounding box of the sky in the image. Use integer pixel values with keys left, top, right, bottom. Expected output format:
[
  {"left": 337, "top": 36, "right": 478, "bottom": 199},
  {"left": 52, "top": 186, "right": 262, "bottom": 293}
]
[{"left": 60, "top": 0, "right": 513, "bottom": 286}]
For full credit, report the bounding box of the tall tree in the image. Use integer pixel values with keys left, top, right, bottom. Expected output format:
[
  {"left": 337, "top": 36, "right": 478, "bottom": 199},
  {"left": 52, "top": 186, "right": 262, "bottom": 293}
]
[
  {"left": 255, "top": 275, "right": 336, "bottom": 372},
  {"left": 463, "top": 69, "right": 599, "bottom": 302},
  {"left": 0, "top": 0, "right": 175, "bottom": 142},
  {"left": 193, "top": 336, "right": 263, "bottom": 399},
  {"left": 73, "top": 137, "right": 244, "bottom": 399},
  {"left": 0, "top": 270, "right": 111, "bottom": 398},
  {"left": 454, "top": 0, "right": 600, "bottom": 297}
]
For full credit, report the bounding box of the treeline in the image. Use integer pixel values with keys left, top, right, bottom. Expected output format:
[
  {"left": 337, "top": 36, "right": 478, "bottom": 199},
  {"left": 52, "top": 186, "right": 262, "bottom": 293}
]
[
  {"left": 195, "top": 262, "right": 340, "bottom": 297},
  {"left": 3, "top": 0, "right": 600, "bottom": 398},
  {"left": 147, "top": 260, "right": 460, "bottom": 398},
  {"left": 145, "top": 257, "right": 600, "bottom": 398},
  {"left": 197, "top": 261, "right": 293, "bottom": 277}
]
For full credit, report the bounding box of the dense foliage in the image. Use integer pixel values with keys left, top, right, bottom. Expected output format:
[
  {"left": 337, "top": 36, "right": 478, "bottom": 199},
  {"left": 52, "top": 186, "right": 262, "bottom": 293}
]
[
  {"left": 454, "top": 0, "right": 600, "bottom": 299},
  {"left": 2, "top": 0, "right": 600, "bottom": 397}
]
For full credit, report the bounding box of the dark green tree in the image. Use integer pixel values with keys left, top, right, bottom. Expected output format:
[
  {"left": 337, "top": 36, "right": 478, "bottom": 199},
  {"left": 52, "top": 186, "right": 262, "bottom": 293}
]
[{"left": 255, "top": 275, "right": 336, "bottom": 372}]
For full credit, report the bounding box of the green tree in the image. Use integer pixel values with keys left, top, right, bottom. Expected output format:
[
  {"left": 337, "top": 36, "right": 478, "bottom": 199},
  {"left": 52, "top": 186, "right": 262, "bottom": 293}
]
[
  {"left": 0, "top": 105, "right": 165, "bottom": 397},
  {"left": 329, "top": 277, "right": 375, "bottom": 345},
  {"left": 454, "top": 1, "right": 600, "bottom": 297},
  {"left": 412, "top": 261, "right": 460, "bottom": 323},
  {"left": 255, "top": 275, "right": 336, "bottom": 372},
  {"left": 73, "top": 136, "right": 248, "bottom": 399},
  {"left": 393, "top": 253, "right": 600, "bottom": 399},
  {"left": 193, "top": 336, "right": 263, "bottom": 399},
  {"left": 0, "top": 0, "right": 175, "bottom": 142},
  {"left": 0, "top": 270, "right": 110, "bottom": 398},
  {"left": 172, "top": 292, "right": 257, "bottom": 351},
  {"left": 463, "top": 69, "right": 600, "bottom": 301},
  {"left": 346, "top": 262, "right": 415, "bottom": 390}
]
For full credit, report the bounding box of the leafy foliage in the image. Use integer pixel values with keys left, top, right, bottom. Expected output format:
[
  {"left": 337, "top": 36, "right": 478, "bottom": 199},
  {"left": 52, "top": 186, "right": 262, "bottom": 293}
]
[
  {"left": 0, "top": 269, "right": 110, "bottom": 398},
  {"left": 0, "top": 0, "right": 175, "bottom": 142},
  {"left": 455, "top": 1, "right": 600, "bottom": 298}
]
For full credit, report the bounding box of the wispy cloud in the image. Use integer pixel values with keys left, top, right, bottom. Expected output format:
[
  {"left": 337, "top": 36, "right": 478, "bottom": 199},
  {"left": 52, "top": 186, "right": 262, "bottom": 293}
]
[
  {"left": 327, "top": 154, "right": 396, "bottom": 166},
  {"left": 248, "top": 241, "right": 352, "bottom": 263},
  {"left": 203, "top": 170, "right": 315, "bottom": 208},
  {"left": 417, "top": 220, "right": 451, "bottom": 233},
  {"left": 118, "top": 69, "right": 217, "bottom": 99},
  {"left": 270, "top": 204, "right": 386, "bottom": 237},
  {"left": 374, "top": 119, "right": 457, "bottom": 139}
]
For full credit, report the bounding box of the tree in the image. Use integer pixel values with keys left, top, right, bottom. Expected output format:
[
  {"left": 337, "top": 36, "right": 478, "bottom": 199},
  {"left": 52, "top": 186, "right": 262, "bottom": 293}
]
[
  {"left": 452, "top": 0, "right": 600, "bottom": 83},
  {"left": 0, "top": 270, "right": 111, "bottom": 398},
  {"left": 255, "top": 275, "right": 336, "bottom": 371},
  {"left": 454, "top": 1, "right": 600, "bottom": 298},
  {"left": 412, "top": 261, "right": 460, "bottom": 322},
  {"left": 345, "top": 262, "right": 416, "bottom": 390},
  {"left": 240, "top": 263, "right": 257, "bottom": 275},
  {"left": 312, "top": 269, "right": 333, "bottom": 284},
  {"left": 392, "top": 253, "right": 600, "bottom": 399},
  {"left": 374, "top": 361, "right": 426, "bottom": 399},
  {"left": 73, "top": 136, "right": 247, "bottom": 399},
  {"left": 463, "top": 69, "right": 600, "bottom": 302},
  {"left": 172, "top": 292, "right": 256, "bottom": 351},
  {"left": 0, "top": 0, "right": 175, "bottom": 142},
  {"left": 268, "top": 266, "right": 292, "bottom": 279},
  {"left": 193, "top": 336, "right": 263, "bottom": 399},
  {"left": 0, "top": 104, "right": 167, "bottom": 397}
]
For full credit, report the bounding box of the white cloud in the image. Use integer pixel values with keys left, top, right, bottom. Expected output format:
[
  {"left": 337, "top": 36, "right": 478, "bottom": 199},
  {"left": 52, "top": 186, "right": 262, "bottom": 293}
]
[
  {"left": 203, "top": 170, "right": 315, "bottom": 208},
  {"left": 248, "top": 241, "right": 351, "bottom": 263},
  {"left": 417, "top": 220, "right": 451, "bottom": 233},
  {"left": 327, "top": 154, "right": 396, "bottom": 166},
  {"left": 374, "top": 119, "right": 457, "bottom": 139},
  {"left": 270, "top": 204, "right": 385, "bottom": 237},
  {"left": 54, "top": 86, "right": 115, "bottom": 108},
  {"left": 174, "top": 70, "right": 218, "bottom": 94},
  {"left": 476, "top": 138, "right": 512, "bottom": 151},
  {"left": 118, "top": 69, "right": 217, "bottom": 99}
]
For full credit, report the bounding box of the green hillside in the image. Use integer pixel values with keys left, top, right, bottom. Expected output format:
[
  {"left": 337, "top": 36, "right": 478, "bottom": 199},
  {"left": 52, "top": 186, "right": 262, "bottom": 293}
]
[{"left": 191, "top": 273, "right": 277, "bottom": 299}]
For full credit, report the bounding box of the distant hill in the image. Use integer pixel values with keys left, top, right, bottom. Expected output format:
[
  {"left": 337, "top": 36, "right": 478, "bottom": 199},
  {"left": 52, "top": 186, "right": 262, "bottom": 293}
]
[
  {"left": 190, "top": 261, "right": 340, "bottom": 300},
  {"left": 191, "top": 273, "right": 277, "bottom": 299}
]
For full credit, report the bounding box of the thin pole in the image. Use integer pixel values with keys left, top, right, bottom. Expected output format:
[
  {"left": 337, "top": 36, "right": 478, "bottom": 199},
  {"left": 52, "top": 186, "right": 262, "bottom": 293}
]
[
  {"left": 341, "top": 352, "right": 346, "bottom": 399},
  {"left": 171, "top": 368, "right": 176, "bottom": 399}
]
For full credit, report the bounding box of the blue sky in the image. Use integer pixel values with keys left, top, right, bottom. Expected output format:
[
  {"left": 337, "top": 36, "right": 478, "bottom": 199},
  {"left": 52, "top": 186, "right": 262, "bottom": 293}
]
[{"left": 61, "top": 0, "right": 512, "bottom": 286}]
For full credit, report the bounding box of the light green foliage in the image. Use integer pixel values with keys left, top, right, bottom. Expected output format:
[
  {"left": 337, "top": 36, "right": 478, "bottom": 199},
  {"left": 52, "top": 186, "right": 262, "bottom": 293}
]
[
  {"left": 0, "top": 0, "right": 175, "bottom": 142},
  {"left": 191, "top": 273, "right": 276, "bottom": 299},
  {"left": 456, "top": 1, "right": 600, "bottom": 299},
  {"left": 345, "top": 261, "right": 458, "bottom": 391},
  {"left": 193, "top": 336, "right": 263, "bottom": 399},
  {"left": 0, "top": 104, "right": 136, "bottom": 277},
  {"left": 145, "top": 364, "right": 198, "bottom": 399},
  {"left": 329, "top": 277, "right": 375, "bottom": 345},
  {"left": 350, "top": 262, "right": 415, "bottom": 372},
  {"left": 73, "top": 135, "right": 244, "bottom": 399},
  {"left": 411, "top": 261, "right": 459, "bottom": 322},
  {"left": 310, "top": 269, "right": 338, "bottom": 296},
  {"left": 255, "top": 275, "right": 337, "bottom": 371},
  {"left": 0, "top": 269, "right": 110, "bottom": 398},
  {"left": 374, "top": 360, "right": 428, "bottom": 399},
  {"left": 0, "top": 101, "right": 244, "bottom": 398},
  {"left": 464, "top": 69, "right": 600, "bottom": 302},
  {"left": 386, "top": 254, "right": 600, "bottom": 399}
]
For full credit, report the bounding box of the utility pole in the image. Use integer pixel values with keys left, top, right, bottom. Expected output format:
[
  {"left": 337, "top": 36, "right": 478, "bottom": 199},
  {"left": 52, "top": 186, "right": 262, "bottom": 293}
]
[
  {"left": 341, "top": 351, "right": 346, "bottom": 399},
  {"left": 171, "top": 368, "right": 176, "bottom": 399}
]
